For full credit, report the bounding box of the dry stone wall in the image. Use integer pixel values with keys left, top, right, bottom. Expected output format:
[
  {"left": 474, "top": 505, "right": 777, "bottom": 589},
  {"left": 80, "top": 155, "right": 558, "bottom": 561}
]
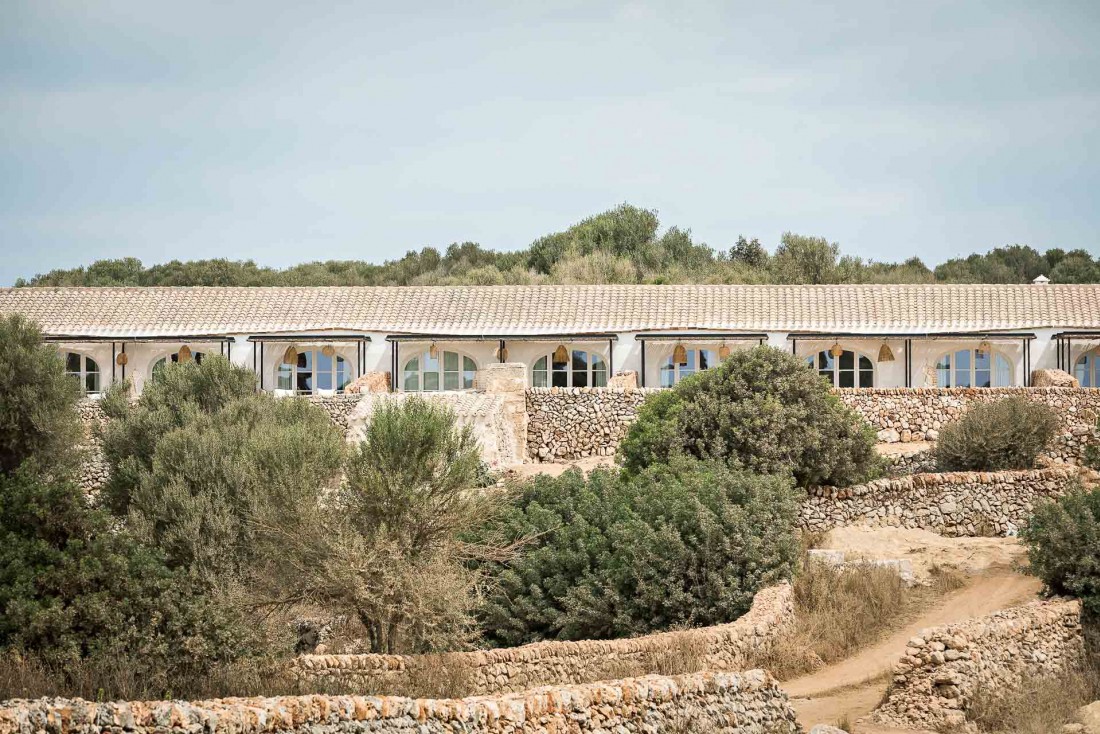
[
  {"left": 293, "top": 583, "right": 793, "bottom": 696},
  {"left": 75, "top": 401, "right": 109, "bottom": 493},
  {"left": 800, "top": 467, "right": 1089, "bottom": 537},
  {"left": 836, "top": 387, "right": 1100, "bottom": 463},
  {"left": 0, "top": 670, "right": 800, "bottom": 734},
  {"left": 525, "top": 387, "right": 658, "bottom": 462},
  {"left": 872, "top": 598, "right": 1085, "bottom": 731}
]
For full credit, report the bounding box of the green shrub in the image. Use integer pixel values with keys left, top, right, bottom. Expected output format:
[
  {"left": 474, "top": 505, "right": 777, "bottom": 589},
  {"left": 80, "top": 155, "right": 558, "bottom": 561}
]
[
  {"left": 101, "top": 358, "right": 345, "bottom": 581},
  {"left": 935, "top": 397, "right": 1059, "bottom": 472},
  {"left": 1021, "top": 484, "right": 1100, "bottom": 616},
  {"left": 618, "top": 346, "right": 880, "bottom": 488},
  {"left": 474, "top": 458, "right": 801, "bottom": 646},
  {"left": 1086, "top": 418, "right": 1100, "bottom": 470},
  {"left": 260, "top": 397, "right": 500, "bottom": 655},
  {"left": 0, "top": 315, "right": 82, "bottom": 475}
]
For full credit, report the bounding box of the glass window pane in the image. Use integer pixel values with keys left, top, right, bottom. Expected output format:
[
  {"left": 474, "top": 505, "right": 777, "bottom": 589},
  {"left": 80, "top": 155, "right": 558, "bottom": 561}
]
[
  {"left": 593, "top": 369, "right": 607, "bottom": 387},
  {"left": 85, "top": 357, "right": 99, "bottom": 373},
  {"left": 534, "top": 357, "right": 546, "bottom": 371},
  {"left": 700, "top": 350, "right": 716, "bottom": 370},
  {"left": 858, "top": 355, "right": 872, "bottom": 370},
  {"left": 337, "top": 358, "right": 350, "bottom": 390},
  {"left": 859, "top": 370, "right": 874, "bottom": 388},
  {"left": 423, "top": 352, "right": 440, "bottom": 372},
  {"left": 404, "top": 372, "right": 419, "bottom": 391},
  {"left": 839, "top": 350, "right": 854, "bottom": 369},
  {"left": 462, "top": 370, "right": 476, "bottom": 389},
  {"left": 820, "top": 351, "right": 835, "bottom": 370},
  {"left": 591, "top": 354, "right": 606, "bottom": 371},
  {"left": 552, "top": 370, "right": 568, "bottom": 387},
  {"left": 424, "top": 372, "right": 440, "bottom": 391},
  {"left": 552, "top": 354, "right": 568, "bottom": 371},
  {"left": 804, "top": 356, "right": 815, "bottom": 368},
  {"left": 838, "top": 370, "right": 855, "bottom": 388},
  {"left": 975, "top": 370, "right": 991, "bottom": 388},
  {"left": 66, "top": 353, "right": 81, "bottom": 372},
  {"left": 278, "top": 365, "right": 293, "bottom": 390},
  {"left": 995, "top": 355, "right": 1012, "bottom": 386},
  {"left": 936, "top": 354, "right": 952, "bottom": 387},
  {"left": 975, "top": 349, "right": 991, "bottom": 370},
  {"left": 444, "top": 351, "right": 458, "bottom": 371},
  {"left": 680, "top": 349, "right": 694, "bottom": 367},
  {"left": 573, "top": 369, "right": 588, "bottom": 388},
  {"left": 660, "top": 361, "right": 675, "bottom": 388},
  {"left": 954, "top": 349, "right": 971, "bottom": 371},
  {"left": 316, "top": 352, "right": 333, "bottom": 390},
  {"left": 444, "top": 371, "right": 459, "bottom": 390},
  {"left": 405, "top": 357, "right": 419, "bottom": 372},
  {"left": 85, "top": 373, "right": 99, "bottom": 393},
  {"left": 572, "top": 350, "right": 588, "bottom": 371},
  {"left": 533, "top": 370, "right": 548, "bottom": 387},
  {"left": 463, "top": 356, "right": 476, "bottom": 372}
]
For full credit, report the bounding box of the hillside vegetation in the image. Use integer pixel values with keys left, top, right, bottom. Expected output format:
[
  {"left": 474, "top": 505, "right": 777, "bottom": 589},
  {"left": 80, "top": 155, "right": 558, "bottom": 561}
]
[{"left": 16, "top": 204, "right": 1100, "bottom": 286}]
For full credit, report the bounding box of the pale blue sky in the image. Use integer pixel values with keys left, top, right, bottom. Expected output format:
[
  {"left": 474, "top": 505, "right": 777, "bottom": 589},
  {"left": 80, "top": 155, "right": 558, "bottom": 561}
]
[{"left": 2, "top": 1, "right": 1098, "bottom": 285}]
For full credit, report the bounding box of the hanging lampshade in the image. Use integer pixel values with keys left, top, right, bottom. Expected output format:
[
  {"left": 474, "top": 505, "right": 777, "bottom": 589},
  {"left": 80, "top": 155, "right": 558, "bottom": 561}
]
[
  {"left": 115, "top": 352, "right": 128, "bottom": 366},
  {"left": 321, "top": 344, "right": 336, "bottom": 358},
  {"left": 553, "top": 344, "right": 569, "bottom": 363},
  {"left": 429, "top": 342, "right": 439, "bottom": 359},
  {"left": 672, "top": 343, "right": 687, "bottom": 364},
  {"left": 978, "top": 339, "right": 991, "bottom": 353},
  {"left": 496, "top": 345, "right": 509, "bottom": 362},
  {"left": 282, "top": 345, "right": 298, "bottom": 364},
  {"left": 829, "top": 342, "right": 844, "bottom": 358},
  {"left": 718, "top": 343, "right": 731, "bottom": 360},
  {"left": 878, "top": 344, "right": 895, "bottom": 362},
  {"left": 177, "top": 345, "right": 192, "bottom": 363}
]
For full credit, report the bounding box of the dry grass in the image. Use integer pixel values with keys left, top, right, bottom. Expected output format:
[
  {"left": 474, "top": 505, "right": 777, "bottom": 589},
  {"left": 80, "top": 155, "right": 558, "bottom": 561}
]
[
  {"left": 759, "top": 558, "right": 967, "bottom": 681},
  {"left": 960, "top": 663, "right": 1100, "bottom": 734}
]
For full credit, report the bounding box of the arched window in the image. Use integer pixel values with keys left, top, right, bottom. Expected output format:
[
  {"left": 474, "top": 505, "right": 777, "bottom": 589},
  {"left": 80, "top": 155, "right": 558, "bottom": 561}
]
[
  {"left": 660, "top": 348, "right": 718, "bottom": 387},
  {"left": 277, "top": 348, "right": 351, "bottom": 394},
  {"left": 934, "top": 348, "right": 1012, "bottom": 388},
  {"left": 806, "top": 349, "right": 875, "bottom": 388},
  {"left": 533, "top": 348, "right": 608, "bottom": 388},
  {"left": 1075, "top": 349, "right": 1100, "bottom": 387},
  {"left": 65, "top": 352, "right": 101, "bottom": 394},
  {"left": 403, "top": 350, "right": 477, "bottom": 391},
  {"left": 152, "top": 350, "right": 205, "bottom": 376}
]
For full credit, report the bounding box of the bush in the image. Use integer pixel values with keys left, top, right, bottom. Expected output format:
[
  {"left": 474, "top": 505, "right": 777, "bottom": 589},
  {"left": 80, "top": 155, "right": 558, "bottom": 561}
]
[
  {"left": 0, "top": 315, "right": 82, "bottom": 475},
  {"left": 474, "top": 458, "right": 801, "bottom": 646},
  {"left": 935, "top": 397, "right": 1059, "bottom": 472},
  {"left": 264, "top": 397, "right": 501, "bottom": 655},
  {"left": 1021, "top": 484, "right": 1100, "bottom": 616},
  {"left": 101, "top": 358, "right": 345, "bottom": 580},
  {"left": 618, "top": 346, "right": 880, "bottom": 488}
]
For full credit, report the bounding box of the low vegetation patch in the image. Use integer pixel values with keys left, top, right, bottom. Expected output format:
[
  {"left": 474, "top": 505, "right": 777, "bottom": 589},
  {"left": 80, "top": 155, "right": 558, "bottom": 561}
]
[
  {"left": 960, "top": 662, "right": 1100, "bottom": 734},
  {"left": 760, "top": 559, "right": 967, "bottom": 681},
  {"left": 935, "top": 397, "right": 1059, "bottom": 472}
]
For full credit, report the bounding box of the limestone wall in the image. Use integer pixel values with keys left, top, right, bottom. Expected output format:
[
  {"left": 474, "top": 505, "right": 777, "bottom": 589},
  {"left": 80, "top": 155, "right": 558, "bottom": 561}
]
[
  {"left": 872, "top": 598, "right": 1085, "bottom": 731},
  {"left": 525, "top": 387, "right": 658, "bottom": 461},
  {"left": 836, "top": 387, "right": 1100, "bottom": 462},
  {"left": 293, "top": 583, "right": 793, "bottom": 695},
  {"left": 0, "top": 670, "right": 800, "bottom": 734},
  {"left": 75, "top": 401, "right": 109, "bottom": 493},
  {"left": 800, "top": 467, "right": 1090, "bottom": 537}
]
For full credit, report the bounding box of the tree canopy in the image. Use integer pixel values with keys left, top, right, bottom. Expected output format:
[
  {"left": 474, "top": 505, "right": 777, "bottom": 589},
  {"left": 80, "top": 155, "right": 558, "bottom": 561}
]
[{"left": 16, "top": 204, "right": 1097, "bottom": 286}]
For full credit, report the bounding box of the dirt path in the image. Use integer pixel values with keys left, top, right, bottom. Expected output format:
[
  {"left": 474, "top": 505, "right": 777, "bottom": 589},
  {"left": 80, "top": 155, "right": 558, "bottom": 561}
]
[{"left": 783, "top": 567, "right": 1041, "bottom": 732}]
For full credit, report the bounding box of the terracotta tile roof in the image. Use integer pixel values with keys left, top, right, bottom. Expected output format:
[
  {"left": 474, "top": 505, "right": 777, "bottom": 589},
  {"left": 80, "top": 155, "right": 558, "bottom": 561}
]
[{"left": 0, "top": 284, "right": 1098, "bottom": 338}]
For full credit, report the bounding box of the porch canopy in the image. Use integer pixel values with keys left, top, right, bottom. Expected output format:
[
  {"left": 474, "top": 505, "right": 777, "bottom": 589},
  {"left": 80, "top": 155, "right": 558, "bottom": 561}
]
[{"left": 785, "top": 332, "right": 1037, "bottom": 387}]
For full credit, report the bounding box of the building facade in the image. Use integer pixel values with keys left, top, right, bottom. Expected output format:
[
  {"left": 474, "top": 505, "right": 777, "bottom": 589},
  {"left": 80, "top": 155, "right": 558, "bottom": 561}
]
[{"left": 2, "top": 283, "right": 1099, "bottom": 396}]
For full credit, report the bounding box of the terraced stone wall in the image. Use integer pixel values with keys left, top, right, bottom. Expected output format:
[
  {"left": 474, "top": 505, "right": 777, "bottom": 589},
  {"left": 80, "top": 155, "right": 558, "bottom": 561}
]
[
  {"left": 800, "top": 467, "right": 1091, "bottom": 537},
  {"left": 525, "top": 387, "right": 658, "bottom": 461},
  {"left": 872, "top": 598, "right": 1084, "bottom": 731},
  {"left": 292, "top": 583, "right": 794, "bottom": 696},
  {"left": 0, "top": 670, "right": 801, "bottom": 734}
]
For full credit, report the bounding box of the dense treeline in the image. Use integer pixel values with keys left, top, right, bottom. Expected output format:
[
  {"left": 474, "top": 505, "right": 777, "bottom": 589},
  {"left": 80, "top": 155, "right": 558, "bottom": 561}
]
[{"left": 16, "top": 204, "right": 1100, "bottom": 286}]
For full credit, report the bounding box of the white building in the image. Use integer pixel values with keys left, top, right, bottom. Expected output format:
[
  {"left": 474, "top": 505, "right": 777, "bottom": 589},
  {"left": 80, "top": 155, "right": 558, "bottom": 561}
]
[{"left": 2, "top": 283, "right": 1099, "bottom": 395}]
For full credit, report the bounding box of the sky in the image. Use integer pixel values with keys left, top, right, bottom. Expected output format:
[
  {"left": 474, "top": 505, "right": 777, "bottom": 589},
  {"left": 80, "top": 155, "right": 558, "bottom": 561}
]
[{"left": 2, "top": 1, "right": 1098, "bottom": 285}]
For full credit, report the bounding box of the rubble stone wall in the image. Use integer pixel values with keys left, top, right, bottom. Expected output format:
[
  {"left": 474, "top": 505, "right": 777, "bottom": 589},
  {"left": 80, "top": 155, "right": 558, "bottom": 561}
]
[
  {"left": 836, "top": 387, "right": 1100, "bottom": 463},
  {"left": 0, "top": 669, "right": 801, "bottom": 734},
  {"left": 800, "top": 467, "right": 1090, "bottom": 537},
  {"left": 872, "top": 598, "right": 1085, "bottom": 731},
  {"left": 293, "top": 584, "right": 794, "bottom": 696},
  {"left": 75, "top": 401, "right": 109, "bottom": 493},
  {"left": 525, "top": 387, "right": 658, "bottom": 461}
]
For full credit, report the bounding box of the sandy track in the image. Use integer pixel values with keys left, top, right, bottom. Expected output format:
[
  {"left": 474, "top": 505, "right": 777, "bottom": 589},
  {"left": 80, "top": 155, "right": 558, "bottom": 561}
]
[{"left": 784, "top": 567, "right": 1041, "bottom": 732}]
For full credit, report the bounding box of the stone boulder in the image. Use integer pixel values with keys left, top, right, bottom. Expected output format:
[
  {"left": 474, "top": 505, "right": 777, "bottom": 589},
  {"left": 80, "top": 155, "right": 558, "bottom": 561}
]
[
  {"left": 608, "top": 370, "right": 639, "bottom": 389},
  {"left": 1078, "top": 701, "right": 1100, "bottom": 734},
  {"left": 809, "top": 726, "right": 849, "bottom": 734},
  {"left": 1032, "top": 368, "right": 1079, "bottom": 387},
  {"left": 344, "top": 371, "right": 391, "bottom": 394}
]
